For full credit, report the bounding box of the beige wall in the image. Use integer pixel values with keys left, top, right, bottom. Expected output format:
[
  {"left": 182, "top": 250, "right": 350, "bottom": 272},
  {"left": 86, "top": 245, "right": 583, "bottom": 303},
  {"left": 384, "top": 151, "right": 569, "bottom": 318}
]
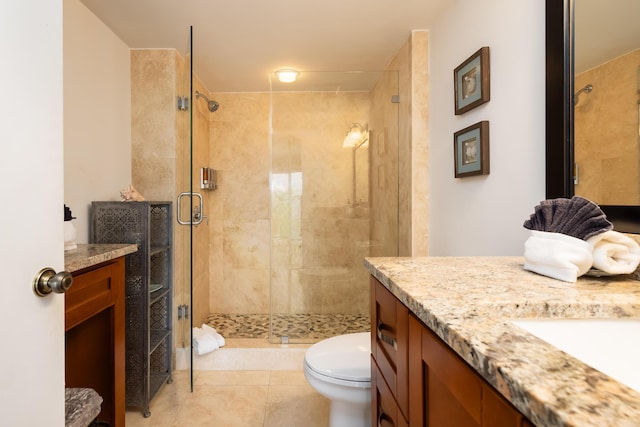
[
  {"left": 575, "top": 49, "right": 640, "bottom": 205},
  {"left": 63, "top": 0, "right": 131, "bottom": 242}
]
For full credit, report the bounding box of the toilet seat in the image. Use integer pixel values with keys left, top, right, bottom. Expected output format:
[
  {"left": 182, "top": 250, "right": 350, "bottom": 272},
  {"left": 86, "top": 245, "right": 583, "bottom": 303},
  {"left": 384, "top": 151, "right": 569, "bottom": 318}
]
[{"left": 304, "top": 332, "right": 371, "bottom": 384}]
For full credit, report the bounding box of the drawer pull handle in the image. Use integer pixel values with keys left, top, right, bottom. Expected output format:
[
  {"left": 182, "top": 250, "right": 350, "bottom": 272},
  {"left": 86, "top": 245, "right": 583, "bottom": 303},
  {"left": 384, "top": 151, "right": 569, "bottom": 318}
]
[
  {"left": 377, "top": 320, "right": 397, "bottom": 350},
  {"left": 378, "top": 410, "right": 395, "bottom": 427}
]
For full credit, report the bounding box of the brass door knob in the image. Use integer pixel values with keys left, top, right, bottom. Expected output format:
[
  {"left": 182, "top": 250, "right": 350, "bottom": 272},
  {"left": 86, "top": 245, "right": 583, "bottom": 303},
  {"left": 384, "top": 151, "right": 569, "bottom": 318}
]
[{"left": 33, "top": 268, "right": 73, "bottom": 297}]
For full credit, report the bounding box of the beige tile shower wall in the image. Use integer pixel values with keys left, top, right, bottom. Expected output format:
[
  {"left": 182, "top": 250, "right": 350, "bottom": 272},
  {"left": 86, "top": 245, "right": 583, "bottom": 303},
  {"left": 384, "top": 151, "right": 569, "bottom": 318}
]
[
  {"left": 370, "top": 73, "right": 400, "bottom": 258},
  {"left": 409, "top": 31, "right": 430, "bottom": 256},
  {"left": 207, "top": 91, "right": 371, "bottom": 316},
  {"left": 208, "top": 93, "right": 271, "bottom": 315},
  {"left": 131, "top": 49, "right": 177, "bottom": 202},
  {"left": 271, "top": 92, "right": 372, "bottom": 315},
  {"left": 131, "top": 49, "right": 199, "bottom": 351},
  {"left": 191, "top": 78, "right": 212, "bottom": 329},
  {"left": 174, "top": 52, "right": 188, "bottom": 349},
  {"left": 369, "top": 31, "right": 430, "bottom": 258},
  {"left": 575, "top": 49, "right": 640, "bottom": 205},
  {"left": 390, "top": 31, "right": 429, "bottom": 256}
]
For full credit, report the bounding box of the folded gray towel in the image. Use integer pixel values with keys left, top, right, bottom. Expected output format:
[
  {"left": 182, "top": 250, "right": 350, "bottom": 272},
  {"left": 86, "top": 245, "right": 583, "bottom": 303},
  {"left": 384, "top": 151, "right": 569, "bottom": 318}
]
[{"left": 523, "top": 196, "right": 612, "bottom": 240}]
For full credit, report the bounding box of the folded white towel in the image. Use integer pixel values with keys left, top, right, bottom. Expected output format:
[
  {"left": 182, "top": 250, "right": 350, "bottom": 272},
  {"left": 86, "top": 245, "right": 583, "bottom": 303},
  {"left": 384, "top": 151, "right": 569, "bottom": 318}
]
[
  {"left": 523, "top": 230, "right": 594, "bottom": 282},
  {"left": 586, "top": 230, "right": 640, "bottom": 275},
  {"left": 192, "top": 327, "right": 219, "bottom": 355},
  {"left": 202, "top": 324, "right": 226, "bottom": 347}
]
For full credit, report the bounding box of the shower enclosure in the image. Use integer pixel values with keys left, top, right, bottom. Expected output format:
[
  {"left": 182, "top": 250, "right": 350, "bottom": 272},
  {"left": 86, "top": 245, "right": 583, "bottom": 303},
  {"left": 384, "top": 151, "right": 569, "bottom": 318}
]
[
  {"left": 132, "top": 33, "right": 400, "bottom": 365},
  {"left": 205, "top": 70, "right": 399, "bottom": 343}
]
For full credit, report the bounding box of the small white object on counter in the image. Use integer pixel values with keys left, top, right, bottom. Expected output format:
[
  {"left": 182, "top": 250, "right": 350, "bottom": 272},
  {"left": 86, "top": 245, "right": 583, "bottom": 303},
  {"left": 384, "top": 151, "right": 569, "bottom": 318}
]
[{"left": 64, "top": 221, "right": 77, "bottom": 251}]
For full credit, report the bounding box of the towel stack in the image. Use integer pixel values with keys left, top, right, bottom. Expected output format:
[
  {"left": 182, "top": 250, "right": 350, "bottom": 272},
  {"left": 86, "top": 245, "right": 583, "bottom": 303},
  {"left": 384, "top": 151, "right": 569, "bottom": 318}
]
[
  {"left": 523, "top": 196, "right": 640, "bottom": 282},
  {"left": 193, "top": 324, "right": 226, "bottom": 355}
]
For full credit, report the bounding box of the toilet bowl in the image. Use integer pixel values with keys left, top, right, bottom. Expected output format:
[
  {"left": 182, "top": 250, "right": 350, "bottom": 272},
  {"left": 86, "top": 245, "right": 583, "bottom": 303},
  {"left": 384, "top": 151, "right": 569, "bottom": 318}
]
[{"left": 303, "top": 332, "right": 371, "bottom": 427}]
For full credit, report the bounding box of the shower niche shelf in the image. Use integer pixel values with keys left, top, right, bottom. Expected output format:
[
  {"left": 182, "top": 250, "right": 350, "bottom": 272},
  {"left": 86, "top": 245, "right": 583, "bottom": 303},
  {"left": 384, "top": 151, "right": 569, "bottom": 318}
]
[{"left": 90, "top": 201, "right": 173, "bottom": 418}]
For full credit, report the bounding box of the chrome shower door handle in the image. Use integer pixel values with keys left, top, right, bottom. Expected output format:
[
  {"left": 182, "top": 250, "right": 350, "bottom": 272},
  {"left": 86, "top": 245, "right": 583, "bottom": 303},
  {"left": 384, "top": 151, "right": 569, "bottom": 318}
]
[{"left": 177, "top": 192, "right": 204, "bottom": 225}]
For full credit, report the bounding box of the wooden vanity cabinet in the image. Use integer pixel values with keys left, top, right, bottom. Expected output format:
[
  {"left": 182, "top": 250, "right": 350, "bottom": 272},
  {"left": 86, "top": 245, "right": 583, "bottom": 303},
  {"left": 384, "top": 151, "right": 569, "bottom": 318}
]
[
  {"left": 371, "top": 276, "right": 535, "bottom": 427},
  {"left": 65, "top": 257, "right": 125, "bottom": 427}
]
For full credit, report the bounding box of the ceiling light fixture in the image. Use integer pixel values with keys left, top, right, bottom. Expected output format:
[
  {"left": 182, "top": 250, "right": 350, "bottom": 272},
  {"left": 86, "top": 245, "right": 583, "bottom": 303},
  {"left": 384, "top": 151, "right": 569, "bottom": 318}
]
[{"left": 275, "top": 69, "right": 299, "bottom": 83}]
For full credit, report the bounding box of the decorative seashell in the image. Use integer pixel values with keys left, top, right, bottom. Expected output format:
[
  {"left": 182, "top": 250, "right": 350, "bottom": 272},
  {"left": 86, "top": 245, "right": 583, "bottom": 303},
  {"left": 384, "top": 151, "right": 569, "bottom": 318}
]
[
  {"left": 120, "top": 184, "right": 145, "bottom": 202},
  {"left": 523, "top": 196, "right": 612, "bottom": 240}
]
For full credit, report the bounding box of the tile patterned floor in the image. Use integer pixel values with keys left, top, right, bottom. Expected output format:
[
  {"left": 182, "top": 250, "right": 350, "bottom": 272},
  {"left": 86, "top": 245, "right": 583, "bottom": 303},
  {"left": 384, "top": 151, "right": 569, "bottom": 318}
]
[
  {"left": 206, "top": 313, "right": 370, "bottom": 341},
  {"left": 125, "top": 316, "right": 371, "bottom": 426},
  {"left": 125, "top": 369, "right": 330, "bottom": 427}
]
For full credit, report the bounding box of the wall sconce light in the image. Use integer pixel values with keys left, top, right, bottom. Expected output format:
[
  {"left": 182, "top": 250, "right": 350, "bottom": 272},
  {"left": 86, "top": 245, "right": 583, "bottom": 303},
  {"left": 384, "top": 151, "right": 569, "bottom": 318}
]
[
  {"left": 343, "top": 123, "right": 369, "bottom": 148},
  {"left": 275, "top": 69, "right": 299, "bottom": 83}
]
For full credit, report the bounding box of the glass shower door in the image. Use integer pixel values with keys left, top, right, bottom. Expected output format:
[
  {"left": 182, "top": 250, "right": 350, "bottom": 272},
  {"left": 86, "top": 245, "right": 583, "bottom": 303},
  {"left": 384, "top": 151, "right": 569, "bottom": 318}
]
[
  {"left": 269, "top": 70, "right": 399, "bottom": 344},
  {"left": 175, "top": 26, "right": 194, "bottom": 390}
]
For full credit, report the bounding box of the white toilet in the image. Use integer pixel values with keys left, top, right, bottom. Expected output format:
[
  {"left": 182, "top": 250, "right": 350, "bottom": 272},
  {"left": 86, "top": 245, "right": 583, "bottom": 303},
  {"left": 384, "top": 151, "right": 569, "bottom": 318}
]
[{"left": 303, "top": 332, "right": 371, "bottom": 427}]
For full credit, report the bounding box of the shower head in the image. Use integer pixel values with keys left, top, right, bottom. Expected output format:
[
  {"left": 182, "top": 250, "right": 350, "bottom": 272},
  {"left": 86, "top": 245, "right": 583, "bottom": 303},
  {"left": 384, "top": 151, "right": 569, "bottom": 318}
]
[
  {"left": 574, "top": 84, "right": 593, "bottom": 106},
  {"left": 195, "top": 91, "right": 220, "bottom": 112}
]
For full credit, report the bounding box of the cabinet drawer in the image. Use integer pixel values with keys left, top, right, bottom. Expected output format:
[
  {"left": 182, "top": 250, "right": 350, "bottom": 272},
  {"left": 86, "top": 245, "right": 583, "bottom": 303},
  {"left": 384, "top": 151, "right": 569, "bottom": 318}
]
[
  {"left": 371, "top": 277, "right": 409, "bottom": 418},
  {"left": 372, "top": 357, "right": 408, "bottom": 427},
  {"left": 66, "top": 261, "right": 121, "bottom": 331}
]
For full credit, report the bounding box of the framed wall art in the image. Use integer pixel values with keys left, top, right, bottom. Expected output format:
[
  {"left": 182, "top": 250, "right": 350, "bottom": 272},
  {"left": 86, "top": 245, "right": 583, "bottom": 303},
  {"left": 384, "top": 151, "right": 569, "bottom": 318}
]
[
  {"left": 454, "top": 47, "right": 490, "bottom": 115},
  {"left": 454, "top": 121, "right": 490, "bottom": 178}
]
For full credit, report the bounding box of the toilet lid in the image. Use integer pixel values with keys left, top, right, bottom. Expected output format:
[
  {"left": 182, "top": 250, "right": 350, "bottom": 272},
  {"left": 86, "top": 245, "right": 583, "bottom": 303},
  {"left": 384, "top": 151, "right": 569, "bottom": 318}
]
[{"left": 304, "top": 332, "right": 371, "bottom": 382}]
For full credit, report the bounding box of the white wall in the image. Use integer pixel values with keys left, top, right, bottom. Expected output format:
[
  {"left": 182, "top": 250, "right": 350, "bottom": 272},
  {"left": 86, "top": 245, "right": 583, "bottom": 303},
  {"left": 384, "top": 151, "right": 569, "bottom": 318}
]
[
  {"left": 428, "top": 0, "right": 546, "bottom": 255},
  {"left": 63, "top": 0, "right": 131, "bottom": 242}
]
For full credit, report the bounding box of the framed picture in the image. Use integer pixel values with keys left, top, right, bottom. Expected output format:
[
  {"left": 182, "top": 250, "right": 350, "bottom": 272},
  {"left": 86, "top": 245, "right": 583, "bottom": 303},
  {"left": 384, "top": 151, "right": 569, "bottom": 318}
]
[
  {"left": 454, "top": 121, "right": 490, "bottom": 178},
  {"left": 454, "top": 47, "right": 490, "bottom": 115}
]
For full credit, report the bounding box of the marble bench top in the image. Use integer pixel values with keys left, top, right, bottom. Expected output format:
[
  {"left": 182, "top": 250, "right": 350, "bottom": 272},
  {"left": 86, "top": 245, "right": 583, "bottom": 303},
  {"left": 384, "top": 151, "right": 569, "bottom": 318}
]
[
  {"left": 65, "top": 388, "right": 102, "bottom": 427},
  {"left": 364, "top": 256, "right": 640, "bottom": 427}
]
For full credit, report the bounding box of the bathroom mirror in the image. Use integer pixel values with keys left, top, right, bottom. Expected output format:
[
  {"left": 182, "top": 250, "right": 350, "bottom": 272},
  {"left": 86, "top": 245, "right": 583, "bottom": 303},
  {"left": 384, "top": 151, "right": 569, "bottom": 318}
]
[{"left": 545, "top": 0, "right": 640, "bottom": 233}]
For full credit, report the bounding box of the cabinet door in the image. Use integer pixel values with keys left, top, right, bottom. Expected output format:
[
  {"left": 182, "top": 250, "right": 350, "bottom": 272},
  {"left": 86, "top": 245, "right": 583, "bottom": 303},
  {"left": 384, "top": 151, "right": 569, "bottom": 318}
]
[
  {"left": 372, "top": 357, "right": 409, "bottom": 427},
  {"left": 421, "top": 323, "right": 482, "bottom": 426},
  {"left": 483, "top": 385, "right": 527, "bottom": 427},
  {"left": 413, "top": 314, "right": 534, "bottom": 427}
]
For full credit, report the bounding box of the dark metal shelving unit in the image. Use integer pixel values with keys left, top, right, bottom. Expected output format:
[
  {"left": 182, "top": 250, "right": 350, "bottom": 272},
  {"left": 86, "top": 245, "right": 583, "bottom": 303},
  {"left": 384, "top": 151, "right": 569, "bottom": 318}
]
[{"left": 91, "top": 201, "right": 173, "bottom": 418}]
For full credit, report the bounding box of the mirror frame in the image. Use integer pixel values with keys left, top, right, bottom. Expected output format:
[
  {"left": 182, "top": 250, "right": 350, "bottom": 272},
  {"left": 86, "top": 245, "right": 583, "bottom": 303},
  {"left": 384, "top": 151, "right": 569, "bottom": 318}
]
[{"left": 545, "top": 0, "right": 640, "bottom": 233}]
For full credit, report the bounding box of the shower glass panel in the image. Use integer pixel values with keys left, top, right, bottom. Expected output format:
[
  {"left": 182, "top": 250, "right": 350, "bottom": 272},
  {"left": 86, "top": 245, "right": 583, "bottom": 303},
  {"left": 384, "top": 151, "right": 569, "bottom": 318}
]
[
  {"left": 269, "top": 70, "right": 399, "bottom": 344},
  {"left": 175, "top": 27, "right": 194, "bottom": 390}
]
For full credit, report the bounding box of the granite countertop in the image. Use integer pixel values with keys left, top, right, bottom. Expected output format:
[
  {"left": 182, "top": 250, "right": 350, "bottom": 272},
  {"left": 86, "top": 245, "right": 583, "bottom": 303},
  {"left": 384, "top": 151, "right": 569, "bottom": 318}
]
[
  {"left": 65, "top": 243, "right": 138, "bottom": 273},
  {"left": 364, "top": 256, "right": 640, "bottom": 427}
]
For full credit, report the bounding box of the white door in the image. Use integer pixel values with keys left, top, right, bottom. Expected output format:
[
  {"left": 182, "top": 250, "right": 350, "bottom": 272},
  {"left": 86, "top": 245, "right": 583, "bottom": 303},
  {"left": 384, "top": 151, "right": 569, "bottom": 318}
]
[{"left": 0, "top": 1, "right": 65, "bottom": 425}]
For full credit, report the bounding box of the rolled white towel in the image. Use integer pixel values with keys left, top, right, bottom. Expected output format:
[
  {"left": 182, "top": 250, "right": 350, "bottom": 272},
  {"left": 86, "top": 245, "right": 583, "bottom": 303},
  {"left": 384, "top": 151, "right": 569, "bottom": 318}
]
[
  {"left": 523, "top": 230, "right": 594, "bottom": 282},
  {"left": 586, "top": 230, "right": 640, "bottom": 275},
  {"left": 202, "top": 324, "right": 226, "bottom": 347},
  {"left": 192, "top": 327, "right": 219, "bottom": 355}
]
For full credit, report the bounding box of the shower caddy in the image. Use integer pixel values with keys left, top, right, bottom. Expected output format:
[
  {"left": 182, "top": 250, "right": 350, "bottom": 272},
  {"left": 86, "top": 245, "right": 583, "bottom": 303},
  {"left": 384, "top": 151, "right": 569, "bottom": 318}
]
[{"left": 90, "top": 201, "right": 173, "bottom": 418}]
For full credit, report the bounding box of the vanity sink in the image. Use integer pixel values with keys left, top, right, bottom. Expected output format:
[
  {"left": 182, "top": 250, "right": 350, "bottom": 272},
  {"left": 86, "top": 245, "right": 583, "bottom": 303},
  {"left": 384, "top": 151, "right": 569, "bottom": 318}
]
[{"left": 512, "top": 318, "right": 640, "bottom": 393}]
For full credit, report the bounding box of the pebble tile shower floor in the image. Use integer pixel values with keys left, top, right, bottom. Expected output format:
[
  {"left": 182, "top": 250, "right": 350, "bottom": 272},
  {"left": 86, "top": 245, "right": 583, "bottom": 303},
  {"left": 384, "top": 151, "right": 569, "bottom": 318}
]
[{"left": 206, "top": 313, "right": 370, "bottom": 340}]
